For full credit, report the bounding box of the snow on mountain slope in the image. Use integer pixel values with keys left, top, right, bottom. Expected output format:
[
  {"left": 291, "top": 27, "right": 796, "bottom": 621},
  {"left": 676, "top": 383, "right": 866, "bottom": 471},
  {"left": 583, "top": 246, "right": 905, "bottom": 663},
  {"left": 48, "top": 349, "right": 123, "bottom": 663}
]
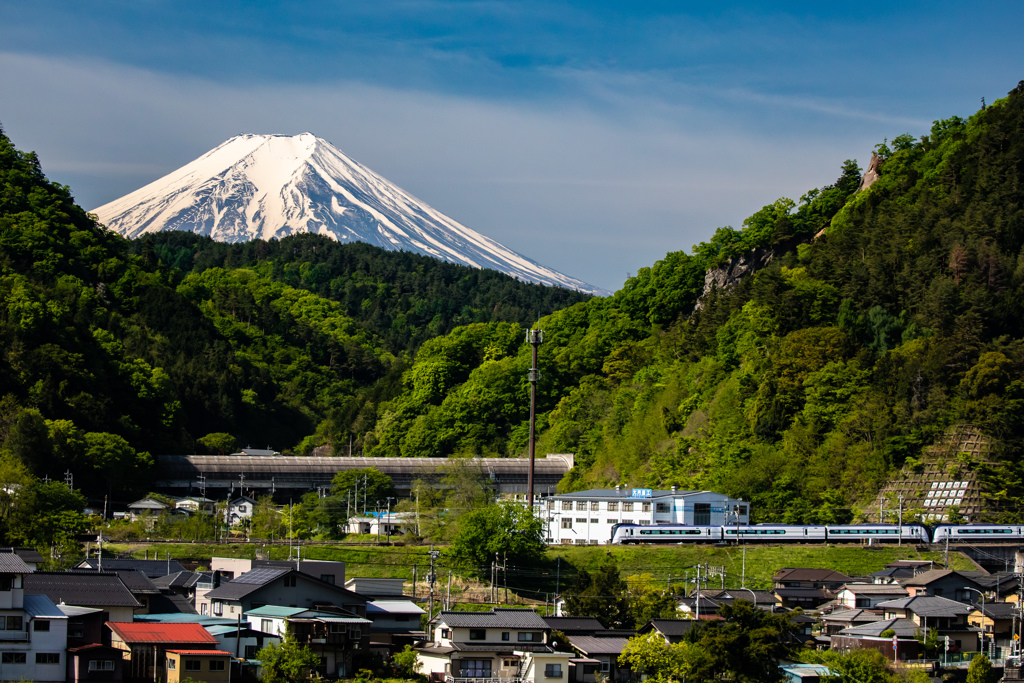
[{"left": 92, "top": 133, "right": 607, "bottom": 295}]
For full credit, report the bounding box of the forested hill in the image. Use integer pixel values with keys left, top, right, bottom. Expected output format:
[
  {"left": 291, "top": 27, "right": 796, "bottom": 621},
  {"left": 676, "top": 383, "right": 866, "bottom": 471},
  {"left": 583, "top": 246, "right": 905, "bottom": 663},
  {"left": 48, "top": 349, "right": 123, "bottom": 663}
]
[
  {"left": 368, "top": 81, "right": 1024, "bottom": 521},
  {"left": 126, "top": 232, "right": 590, "bottom": 354},
  {"left": 0, "top": 124, "right": 587, "bottom": 499}
]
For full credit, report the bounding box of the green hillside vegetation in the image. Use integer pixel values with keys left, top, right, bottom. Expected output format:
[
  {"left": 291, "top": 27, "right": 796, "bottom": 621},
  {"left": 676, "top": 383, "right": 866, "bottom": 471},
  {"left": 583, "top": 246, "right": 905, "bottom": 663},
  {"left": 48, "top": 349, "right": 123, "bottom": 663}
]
[
  {"left": 365, "top": 81, "right": 1024, "bottom": 521},
  {"left": 0, "top": 122, "right": 588, "bottom": 505}
]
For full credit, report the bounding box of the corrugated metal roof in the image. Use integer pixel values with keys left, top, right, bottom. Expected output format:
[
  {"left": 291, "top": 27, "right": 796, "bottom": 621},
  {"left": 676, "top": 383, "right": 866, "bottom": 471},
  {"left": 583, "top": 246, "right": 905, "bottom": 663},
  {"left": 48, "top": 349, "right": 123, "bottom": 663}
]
[
  {"left": 167, "top": 650, "right": 234, "bottom": 656},
  {"left": 838, "top": 617, "right": 920, "bottom": 637},
  {"left": 107, "top": 622, "right": 219, "bottom": 645},
  {"left": 436, "top": 608, "right": 547, "bottom": 629},
  {"left": 24, "top": 594, "right": 67, "bottom": 619}
]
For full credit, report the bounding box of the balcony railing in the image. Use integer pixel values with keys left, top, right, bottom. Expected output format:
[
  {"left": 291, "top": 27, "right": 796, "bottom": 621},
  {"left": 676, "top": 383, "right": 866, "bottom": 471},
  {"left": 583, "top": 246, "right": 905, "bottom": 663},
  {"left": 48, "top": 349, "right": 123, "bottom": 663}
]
[
  {"left": 445, "top": 676, "right": 520, "bottom": 683},
  {"left": 0, "top": 630, "right": 29, "bottom": 641}
]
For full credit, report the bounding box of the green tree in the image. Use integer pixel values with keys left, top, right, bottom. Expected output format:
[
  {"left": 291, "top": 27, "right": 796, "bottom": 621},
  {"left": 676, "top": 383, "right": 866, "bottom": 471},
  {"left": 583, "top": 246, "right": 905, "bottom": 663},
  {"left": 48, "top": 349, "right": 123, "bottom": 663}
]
[
  {"left": 966, "top": 654, "right": 997, "bottom": 683},
  {"left": 446, "top": 501, "right": 544, "bottom": 574},
  {"left": 806, "top": 648, "right": 897, "bottom": 683},
  {"left": 626, "top": 573, "right": 680, "bottom": 627},
  {"left": 256, "top": 638, "right": 322, "bottom": 683},
  {"left": 392, "top": 644, "right": 422, "bottom": 678},
  {"left": 685, "top": 600, "right": 798, "bottom": 683},
  {"left": 331, "top": 468, "right": 396, "bottom": 505},
  {"left": 619, "top": 631, "right": 693, "bottom": 682},
  {"left": 564, "top": 562, "right": 631, "bottom": 628},
  {"left": 197, "top": 432, "right": 237, "bottom": 454}
]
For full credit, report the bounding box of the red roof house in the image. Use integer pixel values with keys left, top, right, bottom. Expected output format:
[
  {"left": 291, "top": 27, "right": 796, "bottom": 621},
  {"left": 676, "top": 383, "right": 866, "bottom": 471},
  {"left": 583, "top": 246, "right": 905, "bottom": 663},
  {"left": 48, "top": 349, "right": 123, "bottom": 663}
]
[{"left": 107, "top": 622, "right": 218, "bottom": 682}]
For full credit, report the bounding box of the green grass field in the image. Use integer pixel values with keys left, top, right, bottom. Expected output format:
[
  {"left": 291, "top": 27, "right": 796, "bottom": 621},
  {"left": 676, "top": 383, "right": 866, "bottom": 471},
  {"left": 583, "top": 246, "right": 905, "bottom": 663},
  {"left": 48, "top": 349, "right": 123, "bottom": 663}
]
[{"left": 103, "top": 540, "right": 973, "bottom": 599}]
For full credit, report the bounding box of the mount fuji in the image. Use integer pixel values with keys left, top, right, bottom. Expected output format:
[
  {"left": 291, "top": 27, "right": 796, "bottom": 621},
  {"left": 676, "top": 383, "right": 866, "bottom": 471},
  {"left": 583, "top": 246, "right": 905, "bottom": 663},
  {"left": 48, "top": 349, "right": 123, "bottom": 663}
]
[{"left": 92, "top": 133, "right": 606, "bottom": 295}]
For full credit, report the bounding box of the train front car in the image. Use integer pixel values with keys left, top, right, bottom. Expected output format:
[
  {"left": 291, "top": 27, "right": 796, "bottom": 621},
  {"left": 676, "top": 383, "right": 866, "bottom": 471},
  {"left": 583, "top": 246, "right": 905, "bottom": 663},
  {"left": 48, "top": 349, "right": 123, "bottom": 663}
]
[
  {"left": 825, "top": 524, "right": 930, "bottom": 543},
  {"left": 610, "top": 524, "right": 721, "bottom": 544},
  {"left": 931, "top": 524, "right": 1024, "bottom": 543},
  {"left": 723, "top": 525, "right": 827, "bottom": 543}
]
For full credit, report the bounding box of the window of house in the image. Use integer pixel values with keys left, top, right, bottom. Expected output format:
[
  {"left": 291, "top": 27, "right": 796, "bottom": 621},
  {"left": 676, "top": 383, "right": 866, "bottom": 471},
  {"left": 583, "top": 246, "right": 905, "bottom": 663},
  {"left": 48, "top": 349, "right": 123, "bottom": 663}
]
[
  {"left": 642, "top": 502, "right": 651, "bottom": 512},
  {"left": 545, "top": 664, "right": 562, "bottom": 678},
  {"left": 210, "top": 660, "right": 226, "bottom": 671},
  {"left": 469, "top": 629, "right": 486, "bottom": 640},
  {"left": 460, "top": 660, "right": 491, "bottom": 678},
  {"left": 238, "top": 505, "right": 247, "bottom": 513},
  {"left": 441, "top": 628, "right": 451, "bottom": 639},
  {"left": 622, "top": 502, "right": 634, "bottom": 512},
  {"left": 607, "top": 502, "right": 618, "bottom": 512},
  {"left": 561, "top": 519, "right": 572, "bottom": 529},
  {"left": 284, "top": 575, "right": 297, "bottom": 587},
  {"left": 503, "top": 659, "right": 518, "bottom": 668},
  {"left": 517, "top": 632, "right": 540, "bottom": 642},
  {"left": 245, "top": 645, "right": 258, "bottom": 659},
  {"left": 561, "top": 502, "right": 572, "bottom": 511},
  {"left": 656, "top": 503, "right": 670, "bottom": 513},
  {"left": 69, "top": 626, "right": 84, "bottom": 638},
  {"left": 621, "top": 519, "right": 632, "bottom": 524},
  {"left": 502, "top": 632, "right": 509, "bottom": 641},
  {"left": 590, "top": 502, "right": 600, "bottom": 511},
  {"left": 167, "top": 659, "right": 176, "bottom": 670},
  {"left": 320, "top": 574, "right": 335, "bottom": 585},
  {"left": 261, "top": 619, "right": 273, "bottom": 633},
  {"left": 546, "top": 501, "right": 554, "bottom": 510},
  {"left": 4, "top": 616, "right": 22, "bottom": 631},
  {"left": 639, "top": 520, "right": 650, "bottom": 525},
  {"left": 88, "top": 660, "right": 114, "bottom": 671},
  {"left": 739, "top": 505, "right": 748, "bottom": 516},
  {"left": 0, "top": 576, "right": 11, "bottom": 591},
  {"left": 2, "top": 653, "right": 25, "bottom": 664},
  {"left": 576, "top": 502, "right": 587, "bottom": 511},
  {"left": 185, "top": 660, "right": 202, "bottom": 672},
  {"left": 212, "top": 601, "right": 223, "bottom": 616},
  {"left": 600, "top": 661, "right": 610, "bottom": 673},
  {"left": 36, "top": 653, "right": 60, "bottom": 665},
  {"left": 34, "top": 620, "right": 50, "bottom": 632},
  {"left": 576, "top": 518, "right": 587, "bottom": 523},
  {"left": 348, "top": 627, "right": 362, "bottom": 639},
  {"left": 591, "top": 518, "right": 599, "bottom": 524}
]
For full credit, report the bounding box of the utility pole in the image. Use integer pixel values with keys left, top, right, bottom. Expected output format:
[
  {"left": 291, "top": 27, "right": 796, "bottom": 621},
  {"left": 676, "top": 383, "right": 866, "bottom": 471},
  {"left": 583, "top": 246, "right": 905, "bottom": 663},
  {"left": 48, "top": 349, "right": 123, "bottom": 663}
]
[
  {"left": 555, "top": 557, "right": 561, "bottom": 612},
  {"left": 385, "top": 497, "right": 395, "bottom": 545},
  {"left": 898, "top": 493, "right": 904, "bottom": 547},
  {"left": 945, "top": 536, "right": 950, "bottom": 568},
  {"left": 742, "top": 547, "right": 747, "bottom": 589},
  {"left": 446, "top": 570, "right": 452, "bottom": 610},
  {"left": 412, "top": 565, "right": 417, "bottom": 599},
  {"left": 695, "top": 565, "right": 701, "bottom": 620},
  {"left": 503, "top": 553, "right": 508, "bottom": 604},
  {"left": 363, "top": 472, "right": 368, "bottom": 514},
  {"left": 525, "top": 328, "right": 544, "bottom": 506},
  {"left": 428, "top": 546, "right": 440, "bottom": 617}
]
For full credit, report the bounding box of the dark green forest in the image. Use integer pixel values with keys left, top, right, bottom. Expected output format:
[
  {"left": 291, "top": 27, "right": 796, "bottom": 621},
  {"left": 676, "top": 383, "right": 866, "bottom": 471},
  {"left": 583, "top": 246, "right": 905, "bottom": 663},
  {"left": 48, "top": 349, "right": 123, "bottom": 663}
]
[{"left": 3, "top": 80, "right": 1024, "bottom": 524}]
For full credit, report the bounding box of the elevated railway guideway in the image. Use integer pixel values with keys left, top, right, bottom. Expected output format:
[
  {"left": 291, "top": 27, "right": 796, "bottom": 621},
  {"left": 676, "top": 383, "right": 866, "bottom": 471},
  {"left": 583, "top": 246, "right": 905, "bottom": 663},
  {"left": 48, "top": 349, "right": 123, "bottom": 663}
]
[{"left": 153, "top": 453, "right": 574, "bottom": 501}]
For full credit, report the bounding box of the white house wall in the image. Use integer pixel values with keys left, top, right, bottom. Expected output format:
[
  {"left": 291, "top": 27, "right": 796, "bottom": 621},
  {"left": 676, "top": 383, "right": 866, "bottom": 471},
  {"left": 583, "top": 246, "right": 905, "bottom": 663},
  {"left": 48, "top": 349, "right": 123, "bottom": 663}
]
[{"left": 544, "top": 491, "right": 749, "bottom": 545}]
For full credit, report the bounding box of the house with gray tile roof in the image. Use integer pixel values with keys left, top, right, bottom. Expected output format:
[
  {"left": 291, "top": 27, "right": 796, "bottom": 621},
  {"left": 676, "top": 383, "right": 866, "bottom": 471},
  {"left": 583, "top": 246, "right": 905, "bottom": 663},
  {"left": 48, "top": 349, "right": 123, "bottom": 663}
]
[
  {"left": 198, "top": 568, "right": 366, "bottom": 619},
  {"left": 25, "top": 571, "right": 142, "bottom": 622},
  {"left": 877, "top": 595, "right": 979, "bottom": 654},
  {"left": 831, "top": 618, "right": 922, "bottom": 661},
  {"left": 541, "top": 617, "right": 606, "bottom": 635},
  {"left": 834, "top": 583, "right": 908, "bottom": 609},
  {"left": 567, "top": 635, "right": 634, "bottom": 682},
  {"left": 419, "top": 609, "right": 574, "bottom": 683}
]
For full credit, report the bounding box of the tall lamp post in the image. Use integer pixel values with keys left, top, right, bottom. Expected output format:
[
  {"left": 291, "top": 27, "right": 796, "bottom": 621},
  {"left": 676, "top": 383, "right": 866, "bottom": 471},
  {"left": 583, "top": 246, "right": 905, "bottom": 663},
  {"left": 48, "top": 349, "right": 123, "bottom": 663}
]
[
  {"left": 965, "top": 586, "right": 986, "bottom": 655},
  {"left": 525, "top": 328, "right": 543, "bottom": 508}
]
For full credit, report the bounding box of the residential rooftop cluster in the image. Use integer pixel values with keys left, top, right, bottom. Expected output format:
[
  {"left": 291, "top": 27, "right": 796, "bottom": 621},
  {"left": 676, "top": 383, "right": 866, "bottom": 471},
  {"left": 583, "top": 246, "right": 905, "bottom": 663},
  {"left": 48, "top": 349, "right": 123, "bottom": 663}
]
[{"left": 1, "top": 546, "right": 1018, "bottom": 683}]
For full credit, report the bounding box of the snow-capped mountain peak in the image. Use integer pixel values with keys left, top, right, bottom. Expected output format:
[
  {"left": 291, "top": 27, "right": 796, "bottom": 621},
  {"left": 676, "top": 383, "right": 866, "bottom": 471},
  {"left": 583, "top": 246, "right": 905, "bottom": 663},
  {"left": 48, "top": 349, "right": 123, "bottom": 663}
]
[{"left": 92, "top": 133, "right": 607, "bottom": 295}]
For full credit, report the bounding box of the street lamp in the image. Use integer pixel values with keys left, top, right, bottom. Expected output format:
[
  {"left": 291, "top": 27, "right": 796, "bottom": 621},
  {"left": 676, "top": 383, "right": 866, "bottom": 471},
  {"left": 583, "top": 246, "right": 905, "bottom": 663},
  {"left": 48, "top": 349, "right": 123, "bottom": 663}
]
[
  {"left": 736, "top": 587, "right": 759, "bottom": 609},
  {"left": 964, "top": 586, "right": 986, "bottom": 655}
]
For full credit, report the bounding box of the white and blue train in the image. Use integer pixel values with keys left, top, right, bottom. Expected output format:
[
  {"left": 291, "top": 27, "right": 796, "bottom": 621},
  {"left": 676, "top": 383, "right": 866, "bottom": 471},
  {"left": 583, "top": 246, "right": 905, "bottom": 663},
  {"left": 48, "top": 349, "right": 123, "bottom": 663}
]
[{"left": 610, "top": 522, "right": 1021, "bottom": 545}]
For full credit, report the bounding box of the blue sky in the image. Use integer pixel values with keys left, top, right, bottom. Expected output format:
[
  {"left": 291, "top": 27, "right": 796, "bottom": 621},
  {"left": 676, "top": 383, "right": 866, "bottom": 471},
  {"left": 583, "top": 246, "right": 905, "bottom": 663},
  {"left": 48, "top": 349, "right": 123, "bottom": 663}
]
[{"left": 1, "top": 1, "right": 1022, "bottom": 291}]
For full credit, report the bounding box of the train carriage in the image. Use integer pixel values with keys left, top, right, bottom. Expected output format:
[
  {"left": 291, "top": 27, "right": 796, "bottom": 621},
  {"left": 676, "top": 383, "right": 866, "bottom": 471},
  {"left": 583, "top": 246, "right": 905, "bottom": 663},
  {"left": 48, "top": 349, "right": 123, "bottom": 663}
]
[
  {"left": 825, "top": 524, "right": 928, "bottom": 543},
  {"left": 610, "top": 524, "right": 720, "bottom": 544},
  {"left": 931, "top": 524, "right": 1024, "bottom": 543},
  {"left": 723, "top": 525, "right": 827, "bottom": 542}
]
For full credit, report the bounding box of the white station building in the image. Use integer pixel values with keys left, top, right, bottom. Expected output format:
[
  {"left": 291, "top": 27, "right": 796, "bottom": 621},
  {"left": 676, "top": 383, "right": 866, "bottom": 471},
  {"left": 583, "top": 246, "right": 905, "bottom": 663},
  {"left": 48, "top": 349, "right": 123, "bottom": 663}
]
[{"left": 543, "top": 486, "right": 750, "bottom": 545}]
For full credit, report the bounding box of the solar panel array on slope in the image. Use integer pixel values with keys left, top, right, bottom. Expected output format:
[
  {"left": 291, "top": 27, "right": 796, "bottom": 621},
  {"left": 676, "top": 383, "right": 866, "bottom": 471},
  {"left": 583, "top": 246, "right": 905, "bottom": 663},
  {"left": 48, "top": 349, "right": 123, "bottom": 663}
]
[{"left": 232, "top": 568, "right": 289, "bottom": 584}]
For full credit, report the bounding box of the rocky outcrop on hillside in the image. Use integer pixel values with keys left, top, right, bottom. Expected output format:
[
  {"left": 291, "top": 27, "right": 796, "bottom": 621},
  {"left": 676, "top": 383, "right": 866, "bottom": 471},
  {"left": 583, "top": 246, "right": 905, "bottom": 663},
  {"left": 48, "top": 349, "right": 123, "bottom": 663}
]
[
  {"left": 693, "top": 246, "right": 774, "bottom": 311},
  {"left": 858, "top": 151, "right": 881, "bottom": 191}
]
